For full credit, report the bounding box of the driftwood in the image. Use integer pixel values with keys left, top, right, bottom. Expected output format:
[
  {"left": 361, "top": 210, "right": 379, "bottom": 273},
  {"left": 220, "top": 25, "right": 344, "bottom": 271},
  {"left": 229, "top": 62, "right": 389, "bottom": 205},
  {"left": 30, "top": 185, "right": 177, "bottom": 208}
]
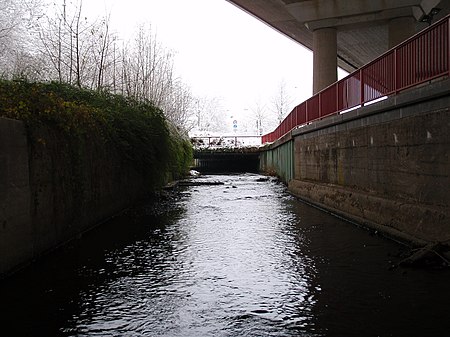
[
  {"left": 163, "top": 180, "right": 224, "bottom": 191},
  {"left": 177, "top": 180, "right": 224, "bottom": 187},
  {"left": 398, "top": 243, "right": 450, "bottom": 268}
]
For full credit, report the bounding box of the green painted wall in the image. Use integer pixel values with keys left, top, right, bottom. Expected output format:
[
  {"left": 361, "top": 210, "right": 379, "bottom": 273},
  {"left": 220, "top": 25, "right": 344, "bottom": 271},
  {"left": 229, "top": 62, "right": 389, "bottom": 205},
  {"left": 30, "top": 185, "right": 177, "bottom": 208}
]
[{"left": 259, "top": 139, "right": 294, "bottom": 184}]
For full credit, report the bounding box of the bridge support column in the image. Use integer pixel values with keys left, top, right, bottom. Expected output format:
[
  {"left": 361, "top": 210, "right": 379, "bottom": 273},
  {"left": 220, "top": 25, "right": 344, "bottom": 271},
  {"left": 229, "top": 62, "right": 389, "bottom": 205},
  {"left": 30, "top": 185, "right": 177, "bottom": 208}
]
[
  {"left": 313, "top": 27, "right": 337, "bottom": 94},
  {"left": 388, "top": 16, "right": 415, "bottom": 49}
]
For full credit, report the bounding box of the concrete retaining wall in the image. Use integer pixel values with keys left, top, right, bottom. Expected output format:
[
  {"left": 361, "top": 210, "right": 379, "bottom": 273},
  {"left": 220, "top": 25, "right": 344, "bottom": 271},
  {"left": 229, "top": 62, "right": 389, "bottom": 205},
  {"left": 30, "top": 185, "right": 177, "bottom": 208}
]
[
  {"left": 287, "top": 79, "right": 450, "bottom": 244},
  {"left": 0, "top": 118, "right": 33, "bottom": 276},
  {"left": 0, "top": 118, "right": 153, "bottom": 278}
]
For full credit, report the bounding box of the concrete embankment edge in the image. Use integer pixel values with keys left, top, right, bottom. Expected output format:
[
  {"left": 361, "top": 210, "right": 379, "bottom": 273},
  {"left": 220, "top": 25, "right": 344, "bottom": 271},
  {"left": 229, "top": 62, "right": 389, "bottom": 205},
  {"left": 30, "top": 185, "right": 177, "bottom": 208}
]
[
  {"left": 264, "top": 79, "right": 450, "bottom": 246},
  {"left": 0, "top": 117, "right": 177, "bottom": 279},
  {"left": 288, "top": 180, "right": 435, "bottom": 247}
]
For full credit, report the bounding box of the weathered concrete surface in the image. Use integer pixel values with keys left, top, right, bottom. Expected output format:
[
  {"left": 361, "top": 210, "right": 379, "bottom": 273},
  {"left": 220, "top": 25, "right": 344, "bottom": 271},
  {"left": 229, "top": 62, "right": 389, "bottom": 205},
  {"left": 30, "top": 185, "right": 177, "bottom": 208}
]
[
  {"left": 313, "top": 27, "right": 337, "bottom": 94},
  {"left": 0, "top": 118, "right": 33, "bottom": 276},
  {"left": 0, "top": 118, "right": 155, "bottom": 278},
  {"left": 289, "top": 180, "right": 444, "bottom": 245},
  {"left": 227, "top": 0, "right": 449, "bottom": 72},
  {"left": 289, "top": 79, "right": 450, "bottom": 244}
]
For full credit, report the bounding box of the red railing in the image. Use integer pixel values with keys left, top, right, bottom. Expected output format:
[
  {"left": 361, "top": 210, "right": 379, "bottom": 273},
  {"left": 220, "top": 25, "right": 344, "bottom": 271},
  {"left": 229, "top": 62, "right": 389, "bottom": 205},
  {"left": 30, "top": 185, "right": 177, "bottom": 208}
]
[{"left": 262, "top": 15, "right": 449, "bottom": 144}]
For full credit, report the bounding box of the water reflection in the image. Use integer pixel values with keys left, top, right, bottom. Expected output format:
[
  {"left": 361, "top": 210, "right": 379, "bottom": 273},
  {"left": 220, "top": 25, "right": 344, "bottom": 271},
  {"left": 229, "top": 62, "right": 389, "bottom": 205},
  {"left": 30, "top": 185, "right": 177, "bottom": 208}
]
[
  {"left": 66, "top": 174, "right": 319, "bottom": 336},
  {"left": 1, "top": 174, "right": 450, "bottom": 337}
]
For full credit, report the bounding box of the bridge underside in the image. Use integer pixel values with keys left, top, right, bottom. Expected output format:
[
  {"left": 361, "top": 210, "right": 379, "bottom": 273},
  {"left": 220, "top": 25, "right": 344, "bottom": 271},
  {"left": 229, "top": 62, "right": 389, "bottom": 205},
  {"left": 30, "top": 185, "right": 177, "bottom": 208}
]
[
  {"left": 227, "top": 0, "right": 450, "bottom": 70},
  {"left": 227, "top": 0, "right": 450, "bottom": 92},
  {"left": 193, "top": 151, "right": 260, "bottom": 174}
]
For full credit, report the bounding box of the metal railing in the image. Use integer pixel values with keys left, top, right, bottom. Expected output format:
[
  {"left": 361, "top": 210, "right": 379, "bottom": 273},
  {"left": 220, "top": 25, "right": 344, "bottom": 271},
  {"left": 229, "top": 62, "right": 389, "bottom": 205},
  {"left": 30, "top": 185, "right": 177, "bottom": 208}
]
[
  {"left": 191, "top": 135, "right": 261, "bottom": 148},
  {"left": 262, "top": 14, "right": 449, "bottom": 144}
]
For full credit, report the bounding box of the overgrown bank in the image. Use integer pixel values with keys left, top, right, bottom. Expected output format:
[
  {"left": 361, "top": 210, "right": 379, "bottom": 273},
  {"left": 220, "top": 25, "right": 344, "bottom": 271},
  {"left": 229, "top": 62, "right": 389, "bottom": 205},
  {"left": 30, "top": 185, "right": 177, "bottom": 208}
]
[
  {"left": 0, "top": 80, "right": 192, "bottom": 183},
  {"left": 0, "top": 80, "right": 192, "bottom": 277}
]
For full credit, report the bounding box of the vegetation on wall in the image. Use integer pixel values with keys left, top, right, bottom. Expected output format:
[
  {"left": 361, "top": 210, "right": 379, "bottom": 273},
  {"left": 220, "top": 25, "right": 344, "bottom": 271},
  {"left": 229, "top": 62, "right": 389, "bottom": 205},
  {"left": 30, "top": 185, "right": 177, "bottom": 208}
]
[{"left": 0, "top": 79, "right": 192, "bottom": 189}]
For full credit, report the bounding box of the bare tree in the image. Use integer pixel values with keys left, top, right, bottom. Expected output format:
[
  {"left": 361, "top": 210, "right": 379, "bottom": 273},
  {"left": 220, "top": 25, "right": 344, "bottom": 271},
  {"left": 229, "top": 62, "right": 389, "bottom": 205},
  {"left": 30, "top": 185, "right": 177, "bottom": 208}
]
[
  {"left": 161, "top": 79, "right": 195, "bottom": 132},
  {"left": 0, "top": 0, "right": 20, "bottom": 44},
  {"left": 37, "top": 0, "right": 108, "bottom": 87},
  {"left": 86, "top": 13, "right": 118, "bottom": 91},
  {"left": 251, "top": 100, "right": 269, "bottom": 135},
  {"left": 193, "top": 96, "right": 227, "bottom": 133},
  {"left": 0, "top": 0, "right": 39, "bottom": 43},
  {"left": 1, "top": 0, "right": 195, "bottom": 133},
  {"left": 119, "top": 25, "right": 174, "bottom": 103},
  {"left": 0, "top": 0, "right": 43, "bottom": 78},
  {"left": 271, "top": 79, "right": 292, "bottom": 125}
]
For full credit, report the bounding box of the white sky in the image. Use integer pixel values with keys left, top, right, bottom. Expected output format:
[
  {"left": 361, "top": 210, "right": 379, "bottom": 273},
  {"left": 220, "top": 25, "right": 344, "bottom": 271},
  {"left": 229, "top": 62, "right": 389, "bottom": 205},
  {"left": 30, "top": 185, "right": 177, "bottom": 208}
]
[
  {"left": 80, "top": 0, "right": 351, "bottom": 133},
  {"left": 82, "top": 0, "right": 315, "bottom": 124}
]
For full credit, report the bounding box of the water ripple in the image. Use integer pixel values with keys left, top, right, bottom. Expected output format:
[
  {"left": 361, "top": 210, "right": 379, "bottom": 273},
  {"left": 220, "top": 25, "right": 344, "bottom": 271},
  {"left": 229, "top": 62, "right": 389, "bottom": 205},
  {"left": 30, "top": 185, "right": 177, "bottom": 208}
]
[{"left": 69, "top": 174, "right": 319, "bottom": 336}]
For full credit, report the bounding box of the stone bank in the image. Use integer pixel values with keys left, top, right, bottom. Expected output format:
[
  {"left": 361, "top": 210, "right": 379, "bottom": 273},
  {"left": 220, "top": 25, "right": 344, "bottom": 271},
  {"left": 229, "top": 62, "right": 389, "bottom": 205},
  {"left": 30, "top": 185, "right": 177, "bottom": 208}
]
[{"left": 261, "top": 79, "right": 450, "bottom": 245}]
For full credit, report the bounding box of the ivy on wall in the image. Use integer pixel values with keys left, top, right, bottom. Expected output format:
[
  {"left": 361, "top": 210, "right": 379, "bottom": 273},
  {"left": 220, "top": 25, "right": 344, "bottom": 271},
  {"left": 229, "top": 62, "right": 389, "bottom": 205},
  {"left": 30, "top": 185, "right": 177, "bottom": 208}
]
[{"left": 0, "top": 80, "right": 192, "bottom": 189}]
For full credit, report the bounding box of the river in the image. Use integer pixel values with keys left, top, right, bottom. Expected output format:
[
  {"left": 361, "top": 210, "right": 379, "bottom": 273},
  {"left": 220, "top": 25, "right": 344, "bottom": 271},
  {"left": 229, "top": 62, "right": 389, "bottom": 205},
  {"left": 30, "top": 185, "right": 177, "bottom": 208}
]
[{"left": 1, "top": 173, "right": 449, "bottom": 337}]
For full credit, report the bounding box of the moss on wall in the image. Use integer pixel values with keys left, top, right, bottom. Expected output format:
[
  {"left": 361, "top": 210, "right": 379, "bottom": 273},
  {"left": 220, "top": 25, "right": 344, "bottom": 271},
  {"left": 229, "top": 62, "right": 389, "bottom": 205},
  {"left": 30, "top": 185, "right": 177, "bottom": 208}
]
[
  {"left": 0, "top": 79, "right": 192, "bottom": 189},
  {"left": 0, "top": 80, "right": 193, "bottom": 270}
]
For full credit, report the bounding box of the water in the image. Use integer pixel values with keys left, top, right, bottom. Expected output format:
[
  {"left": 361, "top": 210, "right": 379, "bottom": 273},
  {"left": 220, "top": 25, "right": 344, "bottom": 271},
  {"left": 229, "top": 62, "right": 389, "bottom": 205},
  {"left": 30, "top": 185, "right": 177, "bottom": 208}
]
[{"left": 1, "top": 174, "right": 449, "bottom": 337}]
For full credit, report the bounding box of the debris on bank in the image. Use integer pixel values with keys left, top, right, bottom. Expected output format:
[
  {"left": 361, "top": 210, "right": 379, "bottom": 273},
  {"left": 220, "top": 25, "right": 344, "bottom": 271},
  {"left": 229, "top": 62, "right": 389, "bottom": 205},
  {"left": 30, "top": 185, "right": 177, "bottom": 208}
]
[
  {"left": 178, "top": 180, "right": 224, "bottom": 187},
  {"left": 163, "top": 179, "right": 224, "bottom": 190},
  {"left": 190, "top": 170, "right": 200, "bottom": 176},
  {"left": 397, "top": 243, "right": 450, "bottom": 269}
]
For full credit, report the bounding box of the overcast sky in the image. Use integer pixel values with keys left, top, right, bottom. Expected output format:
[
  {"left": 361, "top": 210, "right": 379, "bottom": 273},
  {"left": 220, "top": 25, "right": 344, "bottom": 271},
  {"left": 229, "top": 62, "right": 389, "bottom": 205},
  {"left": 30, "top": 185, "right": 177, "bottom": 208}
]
[{"left": 82, "top": 0, "right": 316, "bottom": 121}]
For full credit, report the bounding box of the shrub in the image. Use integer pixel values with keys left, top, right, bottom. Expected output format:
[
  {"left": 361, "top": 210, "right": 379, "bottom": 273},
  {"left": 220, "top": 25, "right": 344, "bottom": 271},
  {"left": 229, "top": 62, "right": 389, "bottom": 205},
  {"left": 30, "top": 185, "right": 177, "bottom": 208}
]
[{"left": 0, "top": 79, "right": 192, "bottom": 189}]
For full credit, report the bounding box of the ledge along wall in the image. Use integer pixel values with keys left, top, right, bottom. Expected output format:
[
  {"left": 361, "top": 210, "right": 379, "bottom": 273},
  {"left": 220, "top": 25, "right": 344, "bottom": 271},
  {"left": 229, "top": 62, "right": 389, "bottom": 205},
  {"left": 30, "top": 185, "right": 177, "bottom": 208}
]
[
  {"left": 0, "top": 117, "right": 166, "bottom": 278},
  {"left": 263, "top": 79, "right": 450, "bottom": 245}
]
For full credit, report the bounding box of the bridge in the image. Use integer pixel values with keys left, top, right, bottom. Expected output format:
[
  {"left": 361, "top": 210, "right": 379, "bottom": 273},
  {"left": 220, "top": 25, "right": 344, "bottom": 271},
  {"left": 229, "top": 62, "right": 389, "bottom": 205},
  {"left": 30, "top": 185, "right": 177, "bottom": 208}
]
[
  {"left": 260, "top": 13, "right": 449, "bottom": 143},
  {"left": 227, "top": 0, "right": 450, "bottom": 93},
  {"left": 1, "top": 2, "right": 449, "bottom": 335},
  {"left": 192, "top": 13, "right": 450, "bottom": 247},
  {"left": 191, "top": 136, "right": 262, "bottom": 173},
  {"left": 1, "top": 0, "right": 449, "bottom": 280}
]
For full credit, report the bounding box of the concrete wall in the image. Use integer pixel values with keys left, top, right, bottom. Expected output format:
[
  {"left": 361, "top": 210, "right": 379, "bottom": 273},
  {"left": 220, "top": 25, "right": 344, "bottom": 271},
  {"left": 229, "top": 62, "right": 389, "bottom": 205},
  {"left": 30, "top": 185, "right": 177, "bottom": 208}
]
[
  {"left": 0, "top": 119, "right": 154, "bottom": 278},
  {"left": 287, "top": 79, "right": 450, "bottom": 244},
  {"left": 0, "top": 118, "right": 33, "bottom": 276},
  {"left": 259, "top": 138, "right": 294, "bottom": 183}
]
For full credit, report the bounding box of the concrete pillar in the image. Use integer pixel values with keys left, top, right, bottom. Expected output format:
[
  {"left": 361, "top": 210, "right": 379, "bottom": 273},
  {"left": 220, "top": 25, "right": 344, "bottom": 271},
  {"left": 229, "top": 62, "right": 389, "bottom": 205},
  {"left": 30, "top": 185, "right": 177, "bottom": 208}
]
[
  {"left": 313, "top": 27, "right": 337, "bottom": 94},
  {"left": 388, "top": 16, "right": 415, "bottom": 49}
]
